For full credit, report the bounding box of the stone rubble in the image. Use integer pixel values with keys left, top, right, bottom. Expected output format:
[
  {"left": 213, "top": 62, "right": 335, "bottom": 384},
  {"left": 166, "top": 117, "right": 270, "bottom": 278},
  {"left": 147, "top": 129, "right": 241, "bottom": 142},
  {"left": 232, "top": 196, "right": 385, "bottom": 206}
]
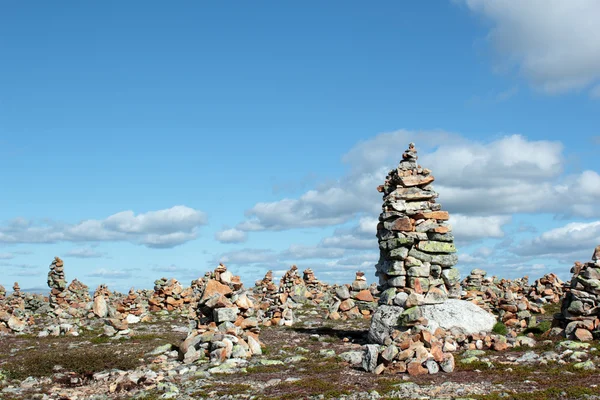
[
  {"left": 327, "top": 271, "right": 378, "bottom": 320},
  {"left": 461, "top": 269, "right": 548, "bottom": 333},
  {"left": 553, "top": 245, "right": 600, "bottom": 341},
  {"left": 528, "top": 272, "right": 565, "bottom": 304},
  {"left": 179, "top": 263, "right": 263, "bottom": 364},
  {"left": 0, "top": 283, "right": 31, "bottom": 334},
  {"left": 148, "top": 277, "right": 194, "bottom": 313},
  {"left": 253, "top": 266, "right": 308, "bottom": 327}
]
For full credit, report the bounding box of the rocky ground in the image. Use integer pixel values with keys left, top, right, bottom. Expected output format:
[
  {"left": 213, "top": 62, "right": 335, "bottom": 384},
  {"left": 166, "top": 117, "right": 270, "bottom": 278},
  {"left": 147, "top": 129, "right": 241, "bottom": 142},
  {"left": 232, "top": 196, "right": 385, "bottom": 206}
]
[{"left": 2, "top": 302, "right": 600, "bottom": 400}]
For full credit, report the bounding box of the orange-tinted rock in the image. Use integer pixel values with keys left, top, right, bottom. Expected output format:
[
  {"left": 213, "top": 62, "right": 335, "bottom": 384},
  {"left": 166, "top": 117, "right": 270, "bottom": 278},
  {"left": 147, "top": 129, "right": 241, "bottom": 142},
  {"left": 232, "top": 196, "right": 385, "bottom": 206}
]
[
  {"left": 354, "top": 290, "right": 374, "bottom": 302},
  {"left": 201, "top": 280, "right": 233, "bottom": 301},
  {"left": 575, "top": 328, "right": 593, "bottom": 342},
  {"left": 407, "top": 360, "right": 428, "bottom": 376},
  {"left": 392, "top": 217, "right": 414, "bottom": 232}
]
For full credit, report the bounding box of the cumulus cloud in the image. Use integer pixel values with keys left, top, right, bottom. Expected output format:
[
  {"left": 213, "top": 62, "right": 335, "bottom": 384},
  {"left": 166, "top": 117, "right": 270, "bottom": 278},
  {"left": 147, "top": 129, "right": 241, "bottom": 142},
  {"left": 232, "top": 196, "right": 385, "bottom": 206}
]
[
  {"left": 514, "top": 221, "right": 600, "bottom": 258},
  {"left": 218, "top": 248, "right": 278, "bottom": 265},
  {"left": 0, "top": 206, "right": 207, "bottom": 248},
  {"left": 451, "top": 214, "right": 511, "bottom": 242},
  {"left": 233, "top": 131, "right": 598, "bottom": 239},
  {"left": 236, "top": 130, "right": 461, "bottom": 232},
  {"left": 215, "top": 228, "right": 247, "bottom": 243},
  {"left": 461, "top": 0, "right": 600, "bottom": 94},
  {"left": 87, "top": 268, "right": 133, "bottom": 279},
  {"left": 65, "top": 247, "right": 105, "bottom": 258},
  {"left": 281, "top": 245, "right": 345, "bottom": 259}
]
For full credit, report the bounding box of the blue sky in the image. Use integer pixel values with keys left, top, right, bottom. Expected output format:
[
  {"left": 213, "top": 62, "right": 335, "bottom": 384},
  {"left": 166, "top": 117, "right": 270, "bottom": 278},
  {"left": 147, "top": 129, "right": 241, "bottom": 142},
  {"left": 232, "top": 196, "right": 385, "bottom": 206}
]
[{"left": 1, "top": 1, "right": 599, "bottom": 292}]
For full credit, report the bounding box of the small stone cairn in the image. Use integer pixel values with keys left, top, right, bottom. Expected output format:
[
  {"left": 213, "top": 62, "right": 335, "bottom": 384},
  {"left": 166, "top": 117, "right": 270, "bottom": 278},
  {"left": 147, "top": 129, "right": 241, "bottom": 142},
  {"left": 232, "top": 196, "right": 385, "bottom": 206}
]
[
  {"left": 528, "top": 273, "right": 565, "bottom": 305},
  {"left": 553, "top": 245, "right": 600, "bottom": 342},
  {"left": 253, "top": 269, "right": 294, "bottom": 327},
  {"left": 115, "top": 288, "right": 148, "bottom": 319},
  {"left": 461, "top": 269, "right": 541, "bottom": 331},
  {"left": 179, "top": 264, "right": 262, "bottom": 364},
  {"left": 327, "top": 272, "right": 378, "bottom": 320},
  {"left": 279, "top": 265, "right": 310, "bottom": 304},
  {"left": 0, "top": 283, "right": 30, "bottom": 333},
  {"left": 47, "top": 256, "right": 67, "bottom": 307},
  {"left": 148, "top": 278, "right": 194, "bottom": 312},
  {"left": 302, "top": 268, "right": 329, "bottom": 304}
]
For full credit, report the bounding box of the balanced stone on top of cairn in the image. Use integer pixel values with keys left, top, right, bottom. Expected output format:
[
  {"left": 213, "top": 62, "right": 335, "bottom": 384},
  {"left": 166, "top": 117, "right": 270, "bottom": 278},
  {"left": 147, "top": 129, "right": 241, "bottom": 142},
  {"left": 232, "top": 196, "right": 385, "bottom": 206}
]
[
  {"left": 0, "top": 284, "right": 5, "bottom": 302},
  {"left": 553, "top": 245, "right": 600, "bottom": 342},
  {"left": 374, "top": 142, "right": 460, "bottom": 309}
]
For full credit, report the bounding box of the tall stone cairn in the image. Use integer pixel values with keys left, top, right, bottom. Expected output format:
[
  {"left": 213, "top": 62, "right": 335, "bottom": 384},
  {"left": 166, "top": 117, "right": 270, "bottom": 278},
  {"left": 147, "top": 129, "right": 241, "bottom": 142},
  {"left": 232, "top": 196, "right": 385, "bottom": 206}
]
[
  {"left": 47, "top": 256, "right": 67, "bottom": 307},
  {"left": 375, "top": 143, "right": 460, "bottom": 307},
  {"left": 554, "top": 245, "right": 600, "bottom": 342}
]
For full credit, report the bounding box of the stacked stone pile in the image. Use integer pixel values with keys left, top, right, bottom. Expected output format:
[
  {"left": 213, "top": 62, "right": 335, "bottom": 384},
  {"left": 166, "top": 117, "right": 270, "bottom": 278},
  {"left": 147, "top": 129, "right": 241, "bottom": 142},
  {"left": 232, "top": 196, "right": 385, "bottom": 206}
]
[
  {"left": 0, "top": 284, "right": 6, "bottom": 303},
  {"left": 253, "top": 270, "right": 294, "bottom": 327},
  {"left": 364, "top": 143, "right": 496, "bottom": 376},
  {"left": 66, "top": 279, "right": 92, "bottom": 305},
  {"left": 116, "top": 288, "right": 148, "bottom": 318},
  {"left": 496, "top": 289, "right": 539, "bottom": 330},
  {"left": 7, "top": 282, "right": 25, "bottom": 311},
  {"left": 47, "top": 256, "right": 67, "bottom": 306},
  {"left": 0, "top": 283, "right": 31, "bottom": 333},
  {"left": 279, "top": 265, "right": 310, "bottom": 304},
  {"left": 148, "top": 278, "right": 194, "bottom": 312},
  {"left": 461, "top": 269, "right": 542, "bottom": 330},
  {"left": 302, "top": 268, "right": 329, "bottom": 304},
  {"left": 528, "top": 273, "right": 565, "bottom": 304},
  {"left": 553, "top": 246, "right": 600, "bottom": 341},
  {"left": 179, "top": 264, "right": 262, "bottom": 364},
  {"left": 327, "top": 272, "right": 378, "bottom": 320},
  {"left": 46, "top": 257, "right": 92, "bottom": 319},
  {"left": 254, "top": 271, "right": 278, "bottom": 297},
  {"left": 375, "top": 143, "right": 460, "bottom": 308}
]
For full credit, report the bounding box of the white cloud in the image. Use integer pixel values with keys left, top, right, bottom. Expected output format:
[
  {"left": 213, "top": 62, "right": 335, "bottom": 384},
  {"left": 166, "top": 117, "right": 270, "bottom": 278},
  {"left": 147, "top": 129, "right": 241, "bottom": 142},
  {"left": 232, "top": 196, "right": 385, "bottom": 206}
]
[
  {"left": 65, "top": 247, "right": 105, "bottom": 258},
  {"left": 458, "top": 253, "right": 485, "bottom": 264},
  {"left": 515, "top": 220, "right": 600, "bottom": 258},
  {"left": 87, "top": 268, "right": 132, "bottom": 279},
  {"left": 218, "top": 249, "right": 278, "bottom": 265},
  {"left": 233, "top": 132, "right": 600, "bottom": 237},
  {"left": 0, "top": 253, "right": 14, "bottom": 260},
  {"left": 0, "top": 206, "right": 207, "bottom": 248},
  {"left": 281, "top": 244, "right": 345, "bottom": 259},
  {"left": 215, "top": 228, "right": 247, "bottom": 243},
  {"left": 451, "top": 214, "right": 511, "bottom": 241},
  {"left": 461, "top": 0, "right": 600, "bottom": 94}
]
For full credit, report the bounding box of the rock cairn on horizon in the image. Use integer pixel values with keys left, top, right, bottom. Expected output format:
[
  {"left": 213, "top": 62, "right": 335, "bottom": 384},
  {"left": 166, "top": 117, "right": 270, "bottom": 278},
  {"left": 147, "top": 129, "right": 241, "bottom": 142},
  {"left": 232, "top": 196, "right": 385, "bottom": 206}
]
[
  {"left": 47, "top": 257, "right": 67, "bottom": 307},
  {"left": 554, "top": 245, "right": 600, "bottom": 341},
  {"left": 375, "top": 143, "right": 459, "bottom": 307}
]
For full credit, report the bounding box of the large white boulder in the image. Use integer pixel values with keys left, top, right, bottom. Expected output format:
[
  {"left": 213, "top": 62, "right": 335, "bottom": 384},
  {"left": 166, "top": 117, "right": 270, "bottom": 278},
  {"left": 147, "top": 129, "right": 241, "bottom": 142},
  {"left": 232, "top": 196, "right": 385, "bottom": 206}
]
[{"left": 420, "top": 299, "right": 496, "bottom": 334}]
